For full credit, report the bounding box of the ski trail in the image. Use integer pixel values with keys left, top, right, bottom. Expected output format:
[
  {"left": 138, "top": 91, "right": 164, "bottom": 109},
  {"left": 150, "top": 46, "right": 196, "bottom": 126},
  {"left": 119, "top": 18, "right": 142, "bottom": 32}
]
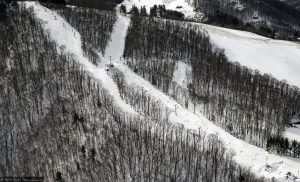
[
  {"left": 25, "top": 2, "right": 136, "bottom": 115},
  {"left": 116, "top": 64, "right": 300, "bottom": 181},
  {"left": 102, "top": 11, "right": 300, "bottom": 181},
  {"left": 100, "top": 15, "right": 130, "bottom": 68}
]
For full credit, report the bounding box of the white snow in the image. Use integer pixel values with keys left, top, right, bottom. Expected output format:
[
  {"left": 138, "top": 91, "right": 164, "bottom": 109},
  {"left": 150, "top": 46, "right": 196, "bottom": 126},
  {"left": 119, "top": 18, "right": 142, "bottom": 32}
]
[
  {"left": 117, "top": 63, "right": 300, "bottom": 181},
  {"left": 99, "top": 15, "right": 130, "bottom": 68},
  {"left": 25, "top": 2, "right": 300, "bottom": 181},
  {"left": 24, "top": 1, "right": 137, "bottom": 115},
  {"left": 172, "top": 61, "right": 191, "bottom": 89},
  {"left": 284, "top": 127, "right": 300, "bottom": 142},
  {"left": 121, "top": 0, "right": 196, "bottom": 18},
  {"left": 193, "top": 22, "right": 300, "bottom": 88}
]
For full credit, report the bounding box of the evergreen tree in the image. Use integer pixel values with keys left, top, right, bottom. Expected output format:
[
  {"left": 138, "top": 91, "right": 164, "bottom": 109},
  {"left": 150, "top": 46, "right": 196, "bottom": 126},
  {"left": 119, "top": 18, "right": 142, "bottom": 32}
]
[
  {"left": 292, "top": 140, "right": 297, "bottom": 157},
  {"left": 130, "top": 5, "right": 139, "bottom": 16},
  {"left": 39, "top": 0, "right": 66, "bottom": 6},
  {"left": 120, "top": 4, "right": 126, "bottom": 14},
  {"left": 150, "top": 5, "right": 157, "bottom": 17},
  {"left": 0, "top": 1, "right": 7, "bottom": 20},
  {"left": 140, "top": 6, "right": 147, "bottom": 17}
]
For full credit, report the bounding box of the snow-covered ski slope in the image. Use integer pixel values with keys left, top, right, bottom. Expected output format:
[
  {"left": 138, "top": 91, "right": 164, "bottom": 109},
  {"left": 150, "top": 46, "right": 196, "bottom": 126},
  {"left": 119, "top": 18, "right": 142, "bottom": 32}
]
[
  {"left": 24, "top": 2, "right": 136, "bottom": 115},
  {"left": 193, "top": 23, "right": 300, "bottom": 88},
  {"left": 25, "top": 2, "right": 300, "bottom": 181},
  {"left": 121, "top": 0, "right": 300, "bottom": 88},
  {"left": 121, "top": 0, "right": 195, "bottom": 18},
  {"left": 116, "top": 65, "right": 300, "bottom": 181},
  {"left": 99, "top": 14, "right": 130, "bottom": 68}
]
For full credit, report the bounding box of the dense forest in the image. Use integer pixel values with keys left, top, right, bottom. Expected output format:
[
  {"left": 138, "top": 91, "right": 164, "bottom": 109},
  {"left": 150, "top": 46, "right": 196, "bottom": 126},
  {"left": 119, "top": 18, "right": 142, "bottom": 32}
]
[
  {"left": 27, "top": 0, "right": 300, "bottom": 39},
  {"left": 66, "top": 0, "right": 123, "bottom": 10},
  {"left": 0, "top": 2, "right": 267, "bottom": 181},
  {"left": 285, "top": 0, "right": 300, "bottom": 10},
  {"left": 50, "top": 5, "right": 117, "bottom": 64},
  {"left": 192, "top": 0, "right": 300, "bottom": 39},
  {"left": 123, "top": 12, "right": 300, "bottom": 153},
  {"left": 40, "top": 0, "right": 122, "bottom": 10},
  {"left": 121, "top": 4, "right": 185, "bottom": 21}
]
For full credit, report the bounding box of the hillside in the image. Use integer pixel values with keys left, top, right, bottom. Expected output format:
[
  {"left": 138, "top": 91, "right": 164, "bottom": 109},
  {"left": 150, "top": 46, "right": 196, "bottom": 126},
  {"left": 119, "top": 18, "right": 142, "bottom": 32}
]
[
  {"left": 29, "top": 2, "right": 300, "bottom": 179},
  {"left": 0, "top": 2, "right": 263, "bottom": 181},
  {"left": 193, "top": 22, "right": 300, "bottom": 88},
  {"left": 1, "top": 1, "right": 300, "bottom": 182},
  {"left": 121, "top": 0, "right": 300, "bottom": 40}
]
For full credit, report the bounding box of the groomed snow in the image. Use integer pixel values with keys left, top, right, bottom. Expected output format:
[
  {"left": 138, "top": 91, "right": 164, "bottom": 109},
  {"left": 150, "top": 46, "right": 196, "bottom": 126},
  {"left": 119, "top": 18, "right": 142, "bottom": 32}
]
[
  {"left": 121, "top": 0, "right": 196, "bottom": 18},
  {"left": 24, "top": 1, "right": 137, "bottom": 115},
  {"left": 99, "top": 14, "right": 130, "bottom": 68},
  {"left": 192, "top": 22, "right": 300, "bottom": 88}
]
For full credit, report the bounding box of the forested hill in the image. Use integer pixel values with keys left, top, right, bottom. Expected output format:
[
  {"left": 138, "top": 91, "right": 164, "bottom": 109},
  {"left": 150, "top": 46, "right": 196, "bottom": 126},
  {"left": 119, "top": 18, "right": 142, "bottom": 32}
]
[
  {"left": 22, "top": 0, "right": 300, "bottom": 39},
  {"left": 1, "top": 1, "right": 300, "bottom": 182},
  {"left": 284, "top": 0, "right": 300, "bottom": 10},
  {"left": 120, "top": 0, "right": 300, "bottom": 40},
  {"left": 66, "top": 0, "right": 123, "bottom": 10}
]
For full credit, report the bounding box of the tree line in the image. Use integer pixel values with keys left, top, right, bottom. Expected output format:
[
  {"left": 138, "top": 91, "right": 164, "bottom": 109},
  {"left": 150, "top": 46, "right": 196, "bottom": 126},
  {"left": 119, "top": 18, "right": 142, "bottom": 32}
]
[
  {"left": 120, "top": 5, "right": 185, "bottom": 21},
  {"left": 267, "top": 136, "right": 300, "bottom": 158},
  {"left": 40, "top": 0, "right": 122, "bottom": 10}
]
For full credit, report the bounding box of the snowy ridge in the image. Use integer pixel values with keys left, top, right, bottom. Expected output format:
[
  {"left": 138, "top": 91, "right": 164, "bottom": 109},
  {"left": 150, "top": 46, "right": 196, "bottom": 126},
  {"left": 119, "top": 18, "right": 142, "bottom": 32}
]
[
  {"left": 24, "top": 2, "right": 137, "bottom": 115},
  {"left": 25, "top": 2, "right": 300, "bottom": 181}
]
